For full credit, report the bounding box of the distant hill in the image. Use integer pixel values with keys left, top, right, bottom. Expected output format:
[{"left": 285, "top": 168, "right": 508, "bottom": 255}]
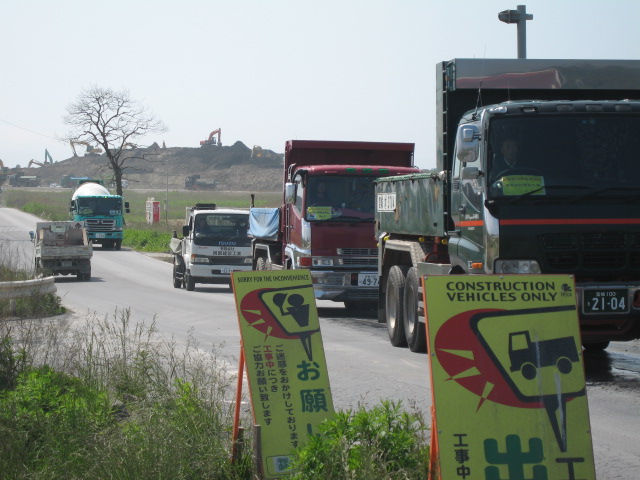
[{"left": 18, "top": 141, "right": 283, "bottom": 192}]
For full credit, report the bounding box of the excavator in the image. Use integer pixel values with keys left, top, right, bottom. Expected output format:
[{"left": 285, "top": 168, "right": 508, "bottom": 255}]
[
  {"left": 70, "top": 140, "right": 103, "bottom": 157},
  {"left": 199, "top": 128, "right": 221, "bottom": 147},
  {"left": 28, "top": 149, "right": 55, "bottom": 168}
]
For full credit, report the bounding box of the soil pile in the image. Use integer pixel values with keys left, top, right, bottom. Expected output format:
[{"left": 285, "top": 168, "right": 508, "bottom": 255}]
[{"left": 21, "top": 141, "right": 283, "bottom": 192}]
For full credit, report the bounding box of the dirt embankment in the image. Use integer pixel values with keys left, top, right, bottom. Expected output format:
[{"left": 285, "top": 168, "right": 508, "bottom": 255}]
[{"left": 19, "top": 141, "right": 283, "bottom": 192}]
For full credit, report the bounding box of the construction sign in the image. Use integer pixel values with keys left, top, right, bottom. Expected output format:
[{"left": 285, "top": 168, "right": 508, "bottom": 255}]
[
  {"left": 424, "top": 274, "right": 595, "bottom": 480},
  {"left": 232, "top": 270, "right": 334, "bottom": 478}
]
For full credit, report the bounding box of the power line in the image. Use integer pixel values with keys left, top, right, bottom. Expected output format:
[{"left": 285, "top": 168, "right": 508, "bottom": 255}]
[{"left": 0, "top": 118, "right": 63, "bottom": 142}]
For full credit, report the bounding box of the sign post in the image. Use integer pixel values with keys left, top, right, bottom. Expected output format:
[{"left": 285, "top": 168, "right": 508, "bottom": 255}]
[
  {"left": 231, "top": 270, "right": 334, "bottom": 478},
  {"left": 424, "top": 274, "right": 595, "bottom": 480}
]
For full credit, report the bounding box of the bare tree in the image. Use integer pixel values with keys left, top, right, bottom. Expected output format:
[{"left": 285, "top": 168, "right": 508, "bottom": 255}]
[{"left": 64, "top": 86, "right": 167, "bottom": 196}]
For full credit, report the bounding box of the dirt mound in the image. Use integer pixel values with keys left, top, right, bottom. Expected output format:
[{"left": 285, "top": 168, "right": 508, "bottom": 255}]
[{"left": 21, "top": 141, "right": 283, "bottom": 192}]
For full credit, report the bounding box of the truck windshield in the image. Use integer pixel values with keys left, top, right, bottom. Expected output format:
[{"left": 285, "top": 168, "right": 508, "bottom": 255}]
[
  {"left": 76, "top": 197, "right": 122, "bottom": 215},
  {"left": 487, "top": 115, "right": 640, "bottom": 201},
  {"left": 306, "top": 176, "right": 375, "bottom": 221},
  {"left": 194, "top": 213, "right": 249, "bottom": 245}
]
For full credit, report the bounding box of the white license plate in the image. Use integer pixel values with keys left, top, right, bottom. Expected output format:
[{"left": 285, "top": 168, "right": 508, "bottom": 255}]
[
  {"left": 96, "top": 233, "right": 106, "bottom": 238},
  {"left": 61, "top": 260, "right": 72, "bottom": 267},
  {"left": 358, "top": 273, "right": 378, "bottom": 287},
  {"left": 220, "top": 267, "right": 233, "bottom": 274}
]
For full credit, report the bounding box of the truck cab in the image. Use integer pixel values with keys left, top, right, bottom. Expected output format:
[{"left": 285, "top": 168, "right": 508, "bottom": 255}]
[{"left": 171, "top": 203, "right": 252, "bottom": 291}]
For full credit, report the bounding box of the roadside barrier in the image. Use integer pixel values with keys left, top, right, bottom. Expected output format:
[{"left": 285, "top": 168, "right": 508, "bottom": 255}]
[{"left": 0, "top": 277, "right": 57, "bottom": 314}]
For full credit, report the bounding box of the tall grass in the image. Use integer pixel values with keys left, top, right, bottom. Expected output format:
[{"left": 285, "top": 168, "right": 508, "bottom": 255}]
[{"left": 0, "top": 309, "right": 255, "bottom": 479}]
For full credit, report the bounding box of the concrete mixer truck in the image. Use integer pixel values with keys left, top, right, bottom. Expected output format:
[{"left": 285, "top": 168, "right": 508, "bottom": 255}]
[{"left": 70, "top": 181, "right": 130, "bottom": 249}]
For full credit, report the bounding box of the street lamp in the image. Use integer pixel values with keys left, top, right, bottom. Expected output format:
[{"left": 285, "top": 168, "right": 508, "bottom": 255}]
[{"left": 498, "top": 5, "right": 533, "bottom": 59}]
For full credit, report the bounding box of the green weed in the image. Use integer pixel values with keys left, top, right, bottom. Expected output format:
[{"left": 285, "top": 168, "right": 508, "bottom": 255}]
[{"left": 291, "top": 400, "right": 430, "bottom": 480}]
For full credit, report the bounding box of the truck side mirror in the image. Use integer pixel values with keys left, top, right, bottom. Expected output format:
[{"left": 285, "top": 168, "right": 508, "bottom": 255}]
[
  {"left": 29, "top": 231, "right": 34, "bottom": 242},
  {"left": 284, "top": 183, "right": 296, "bottom": 204},
  {"left": 461, "top": 166, "right": 480, "bottom": 180},
  {"left": 124, "top": 201, "right": 130, "bottom": 214},
  {"left": 182, "top": 225, "right": 189, "bottom": 237},
  {"left": 456, "top": 125, "right": 480, "bottom": 163},
  {"left": 70, "top": 200, "right": 76, "bottom": 212}
]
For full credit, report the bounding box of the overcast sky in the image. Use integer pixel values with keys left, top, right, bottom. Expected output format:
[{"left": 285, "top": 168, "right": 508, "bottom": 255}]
[{"left": 1, "top": 0, "right": 639, "bottom": 170}]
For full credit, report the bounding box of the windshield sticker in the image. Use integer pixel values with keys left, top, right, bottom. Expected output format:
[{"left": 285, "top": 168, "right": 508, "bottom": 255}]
[
  {"left": 307, "top": 206, "right": 332, "bottom": 220},
  {"left": 500, "top": 175, "right": 545, "bottom": 196}
]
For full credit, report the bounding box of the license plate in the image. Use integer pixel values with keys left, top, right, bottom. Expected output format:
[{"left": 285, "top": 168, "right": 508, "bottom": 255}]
[
  {"left": 220, "top": 267, "right": 233, "bottom": 274},
  {"left": 96, "top": 233, "right": 106, "bottom": 238},
  {"left": 583, "top": 289, "right": 629, "bottom": 314},
  {"left": 61, "top": 260, "right": 72, "bottom": 267},
  {"left": 357, "top": 273, "right": 378, "bottom": 287}
]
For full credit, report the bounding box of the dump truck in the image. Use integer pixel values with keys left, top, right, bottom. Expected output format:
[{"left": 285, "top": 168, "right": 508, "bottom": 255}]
[
  {"left": 70, "top": 181, "right": 130, "bottom": 249},
  {"left": 248, "top": 140, "right": 420, "bottom": 310},
  {"left": 31, "top": 221, "right": 93, "bottom": 281},
  {"left": 170, "top": 203, "right": 252, "bottom": 291},
  {"left": 376, "top": 58, "right": 640, "bottom": 352}
]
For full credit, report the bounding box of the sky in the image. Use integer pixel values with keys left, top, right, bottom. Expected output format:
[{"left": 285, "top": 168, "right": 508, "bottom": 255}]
[{"left": 1, "top": 0, "right": 639, "bottom": 171}]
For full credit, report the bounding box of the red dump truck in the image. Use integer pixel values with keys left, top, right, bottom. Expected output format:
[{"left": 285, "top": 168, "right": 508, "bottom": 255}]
[{"left": 249, "top": 140, "right": 420, "bottom": 311}]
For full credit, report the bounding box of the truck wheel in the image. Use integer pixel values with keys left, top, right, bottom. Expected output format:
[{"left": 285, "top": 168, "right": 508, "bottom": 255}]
[
  {"left": 172, "top": 264, "right": 182, "bottom": 288},
  {"left": 256, "top": 257, "right": 267, "bottom": 270},
  {"left": 386, "top": 265, "right": 409, "bottom": 347},
  {"left": 114, "top": 240, "right": 122, "bottom": 250},
  {"left": 185, "top": 272, "right": 195, "bottom": 291},
  {"left": 404, "top": 267, "right": 426, "bottom": 353}
]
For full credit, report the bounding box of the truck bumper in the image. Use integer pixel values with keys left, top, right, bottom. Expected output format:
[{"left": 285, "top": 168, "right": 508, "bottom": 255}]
[
  {"left": 309, "top": 270, "right": 378, "bottom": 303},
  {"left": 42, "top": 258, "right": 91, "bottom": 276},
  {"left": 189, "top": 264, "right": 252, "bottom": 283},
  {"left": 576, "top": 282, "right": 640, "bottom": 342}
]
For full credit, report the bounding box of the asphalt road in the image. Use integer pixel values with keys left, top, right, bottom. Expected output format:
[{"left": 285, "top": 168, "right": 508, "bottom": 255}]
[{"left": 2, "top": 206, "right": 639, "bottom": 479}]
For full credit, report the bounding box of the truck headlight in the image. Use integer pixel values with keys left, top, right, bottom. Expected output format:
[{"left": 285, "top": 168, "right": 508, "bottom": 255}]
[
  {"left": 191, "top": 255, "right": 210, "bottom": 264},
  {"left": 312, "top": 257, "right": 334, "bottom": 267},
  {"left": 243, "top": 257, "right": 253, "bottom": 264},
  {"left": 494, "top": 260, "right": 541, "bottom": 274}
]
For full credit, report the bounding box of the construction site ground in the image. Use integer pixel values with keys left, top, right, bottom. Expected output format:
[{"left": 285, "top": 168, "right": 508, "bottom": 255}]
[{"left": 18, "top": 141, "right": 283, "bottom": 192}]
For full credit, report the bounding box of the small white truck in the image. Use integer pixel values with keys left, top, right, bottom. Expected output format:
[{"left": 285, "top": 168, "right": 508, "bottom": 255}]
[
  {"left": 30, "top": 221, "right": 93, "bottom": 281},
  {"left": 170, "top": 203, "right": 252, "bottom": 291}
]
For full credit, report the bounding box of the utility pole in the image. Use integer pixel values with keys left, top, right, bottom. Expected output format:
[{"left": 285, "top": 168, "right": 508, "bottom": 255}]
[{"left": 498, "top": 5, "right": 533, "bottom": 59}]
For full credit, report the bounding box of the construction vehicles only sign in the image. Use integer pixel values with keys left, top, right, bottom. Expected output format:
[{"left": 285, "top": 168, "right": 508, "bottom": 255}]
[
  {"left": 424, "top": 274, "right": 595, "bottom": 480},
  {"left": 232, "top": 270, "right": 334, "bottom": 478}
]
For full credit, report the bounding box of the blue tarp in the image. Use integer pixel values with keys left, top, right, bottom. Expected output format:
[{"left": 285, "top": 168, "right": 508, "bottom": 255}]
[{"left": 249, "top": 207, "right": 280, "bottom": 241}]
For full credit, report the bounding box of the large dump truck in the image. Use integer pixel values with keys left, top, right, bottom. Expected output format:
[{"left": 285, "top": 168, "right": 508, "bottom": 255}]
[
  {"left": 31, "top": 221, "right": 93, "bottom": 281},
  {"left": 248, "top": 140, "right": 420, "bottom": 310},
  {"left": 376, "top": 58, "right": 640, "bottom": 352}
]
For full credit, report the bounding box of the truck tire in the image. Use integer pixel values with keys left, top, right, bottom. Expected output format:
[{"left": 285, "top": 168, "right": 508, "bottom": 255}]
[
  {"left": 114, "top": 240, "right": 122, "bottom": 250},
  {"left": 185, "top": 271, "right": 195, "bottom": 291},
  {"left": 404, "top": 267, "right": 426, "bottom": 353},
  {"left": 386, "top": 265, "right": 409, "bottom": 347},
  {"left": 173, "top": 263, "right": 182, "bottom": 288}
]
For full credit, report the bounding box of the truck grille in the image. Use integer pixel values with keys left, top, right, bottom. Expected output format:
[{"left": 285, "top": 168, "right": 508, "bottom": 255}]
[
  {"left": 85, "top": 219, "right": 116, "bottom": 232},
  {"left": 542, "top": 232, "right": 640, "bottom": 271},
  {"left": 339, "top": 258, "right": 378, "bottom": 266},
  {"left": 337, "top": 248, "right": 377, "bottom": 256}
]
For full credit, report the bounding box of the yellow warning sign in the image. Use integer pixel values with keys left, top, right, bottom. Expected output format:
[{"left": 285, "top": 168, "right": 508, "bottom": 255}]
[
  {"left": 232, "top": 270, "right": 334, "bottom": 478},
  {"left": 424, "top": 275, "right": 595, "bottom": 480}
]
